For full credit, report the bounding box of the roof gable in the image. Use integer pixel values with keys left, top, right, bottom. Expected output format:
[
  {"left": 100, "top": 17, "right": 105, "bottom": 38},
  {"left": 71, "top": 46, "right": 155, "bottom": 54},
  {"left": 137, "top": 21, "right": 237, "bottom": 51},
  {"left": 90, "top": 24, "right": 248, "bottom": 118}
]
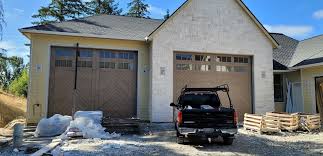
[{"left": 148, "top": 0, "right": 279, "bottom": 48}]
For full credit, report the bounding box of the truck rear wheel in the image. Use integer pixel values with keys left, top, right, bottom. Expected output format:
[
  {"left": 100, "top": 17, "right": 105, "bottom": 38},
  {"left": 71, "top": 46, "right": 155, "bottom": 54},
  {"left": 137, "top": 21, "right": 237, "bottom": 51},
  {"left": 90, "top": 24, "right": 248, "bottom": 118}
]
[
  {"left": 223, "top": 137, "right": 234, "bottom": 145},
  {"left": 177, "top": 136, "right": 185, "bottom": 144}
]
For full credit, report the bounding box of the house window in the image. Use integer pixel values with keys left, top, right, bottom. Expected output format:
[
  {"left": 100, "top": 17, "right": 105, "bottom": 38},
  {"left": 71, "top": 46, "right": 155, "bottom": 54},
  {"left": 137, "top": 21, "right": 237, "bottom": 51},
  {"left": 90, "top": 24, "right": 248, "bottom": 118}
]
[{"left": 274, "top": 74, "right": 284, "bottom": 102}]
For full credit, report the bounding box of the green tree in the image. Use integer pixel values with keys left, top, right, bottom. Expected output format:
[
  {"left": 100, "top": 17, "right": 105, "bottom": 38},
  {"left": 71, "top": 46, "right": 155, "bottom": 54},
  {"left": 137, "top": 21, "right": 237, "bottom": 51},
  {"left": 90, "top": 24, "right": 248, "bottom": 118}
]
[
  {"left": 9, "top": 68, "right": 29, "bottom": 97},
  {"left": 164, "top": 9, "right": 170, "bottom": 20},
  {"left": 32, "top": 0, "right": 86, "bottom": 25},
  {"left": 127, "top": 0, "right": 150, "bottom": 18},
  {"left": 0, "top": 54, "right": 10, "bottom": 90},
  {"left": 8, "top": 56, "right": 24, "bottom": 82},
  {"left": 85, "top": 0, "right": 122, "bottom": 15}
]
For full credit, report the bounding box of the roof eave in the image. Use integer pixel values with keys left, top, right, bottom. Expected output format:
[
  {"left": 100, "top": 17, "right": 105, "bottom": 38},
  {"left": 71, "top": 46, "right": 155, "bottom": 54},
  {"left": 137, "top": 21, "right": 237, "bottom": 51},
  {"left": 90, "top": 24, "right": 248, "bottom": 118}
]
[
  {"left": 290, "top": 62, "right": 323, "bottom": 70},
  {"left": 19, "top": 29, "right": 147, "bottom": 42}
]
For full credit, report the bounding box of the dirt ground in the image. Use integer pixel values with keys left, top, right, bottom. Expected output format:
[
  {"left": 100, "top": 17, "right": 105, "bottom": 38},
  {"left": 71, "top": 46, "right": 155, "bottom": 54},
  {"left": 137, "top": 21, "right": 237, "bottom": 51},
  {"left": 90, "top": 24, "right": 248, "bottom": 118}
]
[{"left": 1, "top": 124, "right": 323, "bottom": 156}]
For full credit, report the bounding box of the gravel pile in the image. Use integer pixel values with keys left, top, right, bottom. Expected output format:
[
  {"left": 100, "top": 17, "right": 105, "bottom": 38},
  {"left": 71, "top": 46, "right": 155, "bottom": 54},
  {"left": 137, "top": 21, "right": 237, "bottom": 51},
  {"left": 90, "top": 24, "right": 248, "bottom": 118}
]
[{"left": 1, "top": 124, "right": 322, "bottom": 156}]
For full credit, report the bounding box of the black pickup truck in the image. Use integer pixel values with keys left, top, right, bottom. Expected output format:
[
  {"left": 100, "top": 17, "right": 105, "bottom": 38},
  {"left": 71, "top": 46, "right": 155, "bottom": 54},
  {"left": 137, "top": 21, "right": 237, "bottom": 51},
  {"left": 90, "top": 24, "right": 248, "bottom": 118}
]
[{"left": 170, "top": 85, "right": 238, "bottom": 145}]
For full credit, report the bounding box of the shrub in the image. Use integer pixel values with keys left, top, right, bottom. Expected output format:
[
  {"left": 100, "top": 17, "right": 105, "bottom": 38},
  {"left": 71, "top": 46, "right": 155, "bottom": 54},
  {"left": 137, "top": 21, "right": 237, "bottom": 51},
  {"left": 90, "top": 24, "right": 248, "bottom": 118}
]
[{"left": 9, "top": 69, "right": 28, "bottom": 97}]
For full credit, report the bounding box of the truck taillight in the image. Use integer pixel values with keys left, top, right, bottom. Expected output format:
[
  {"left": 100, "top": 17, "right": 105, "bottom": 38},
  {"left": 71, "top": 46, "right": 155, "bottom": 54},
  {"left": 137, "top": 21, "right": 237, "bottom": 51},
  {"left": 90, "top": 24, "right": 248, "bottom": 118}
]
[
  {"left": 177, "top": 111, "right": 183, "bottom": 124},
  {"left": 234, "top": 111, "right": 238, "bottom": 126}
]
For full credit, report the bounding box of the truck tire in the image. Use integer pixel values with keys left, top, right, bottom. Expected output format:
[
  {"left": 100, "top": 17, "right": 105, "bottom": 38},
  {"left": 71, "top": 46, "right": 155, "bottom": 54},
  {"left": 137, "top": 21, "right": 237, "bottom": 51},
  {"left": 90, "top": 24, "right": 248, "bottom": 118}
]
[
  {"left": 223, "top": 137, "right": 234, "bottom": 145},
  {"left": 177, "top": 136, "right": 185, "bottom": 144}
]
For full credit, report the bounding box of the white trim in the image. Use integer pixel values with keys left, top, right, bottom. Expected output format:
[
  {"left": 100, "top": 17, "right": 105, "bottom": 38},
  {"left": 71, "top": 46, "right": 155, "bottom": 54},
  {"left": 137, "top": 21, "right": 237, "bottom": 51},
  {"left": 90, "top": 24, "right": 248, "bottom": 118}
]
[
  {"left": 290, "top": 62, "right": 323, "bottom": 70},
  {"left": 312, "top": 75, "right": 323, "bottom": 114},
  {"left": 46, "top": 43, "right": 143, "bottom": 118},
  {"left": 26, "top": 41, "right": 32, "bottom": 121},
  {"left": 20, "top": 29, "right": 146, "bottom": 42},
  {"left": 44, "top": 45, "right": 51, "bottom": 118}
]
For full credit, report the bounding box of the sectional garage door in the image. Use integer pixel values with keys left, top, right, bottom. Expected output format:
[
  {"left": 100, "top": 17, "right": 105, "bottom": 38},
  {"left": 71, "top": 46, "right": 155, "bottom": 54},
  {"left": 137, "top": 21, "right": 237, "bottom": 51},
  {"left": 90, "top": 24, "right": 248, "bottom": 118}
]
[
  {"left": 174, "top": 52, "right": 252, "bottom": 120},
  {"left": 48, "top": 47, "right": 137, "bottom": 118}
]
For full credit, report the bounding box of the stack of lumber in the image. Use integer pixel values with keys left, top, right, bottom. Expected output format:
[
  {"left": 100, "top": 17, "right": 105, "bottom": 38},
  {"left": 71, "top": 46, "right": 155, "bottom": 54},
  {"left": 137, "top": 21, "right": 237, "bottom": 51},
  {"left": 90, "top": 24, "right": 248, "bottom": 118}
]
[
  {"left": 298, "top": 113, "right": 321, "bottom": 131},
  {"left": 266, "top": 112, "right": 299, "bottom": 132},
  {"left": 244, "top": 114, "right": 280, "bottom": 133}
]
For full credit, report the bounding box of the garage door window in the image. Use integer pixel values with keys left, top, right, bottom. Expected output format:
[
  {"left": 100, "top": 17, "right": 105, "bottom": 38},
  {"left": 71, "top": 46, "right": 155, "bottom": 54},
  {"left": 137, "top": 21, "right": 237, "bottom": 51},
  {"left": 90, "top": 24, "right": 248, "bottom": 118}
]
[
  {"left": 216, "top": 56, "right": 232, "bottom": 63},
  {"left": 55, "top": 48, "right": 74, "bottom": 67},
  {"left": 176, "top": 54, "right": 193, "bottom": 61},
  {"left": 55, "top": 60, "right": 72, "bottom": 67},
  {"left": 234, "top": 57, "right": 249, "bottom": 64},
  {"left": 196, "top": 64, "right": 211, "bottom": 71},
  {"left": 77, "top": 61, "right": 92, "bottom": 68},
  {"left": 176, "top": 64, "right": 193, "bottom": 70},
  {"left": 216, "top": 65, "right": 233, "bottom": 72},
  {"left": 195, "top": 55, "right": 211, "bottom": 62},
  {"left": 80, "top": 50, "right": 93, "bottom": 58},
  {"left": 55, "top": 48, "right": 74, "bottom": 57},
  {"left": 100, "top": 51, "right": 116, "bottom": 58},
  {"left": 100, "top": 62, "right": 115, "bottom": 69}
]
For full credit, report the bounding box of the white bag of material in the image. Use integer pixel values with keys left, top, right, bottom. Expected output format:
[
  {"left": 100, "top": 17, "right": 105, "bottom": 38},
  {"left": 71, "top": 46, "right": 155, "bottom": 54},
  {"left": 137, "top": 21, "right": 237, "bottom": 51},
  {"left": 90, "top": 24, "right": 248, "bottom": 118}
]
[
  {"left": 74, "top": 111, "right": 103, "bottom": 124},
  {"left": 35, "top": 114, "right": 72, "bottom": 137},
  {"left": 68, "top": 117, "right": 116, "bottom": 139}
]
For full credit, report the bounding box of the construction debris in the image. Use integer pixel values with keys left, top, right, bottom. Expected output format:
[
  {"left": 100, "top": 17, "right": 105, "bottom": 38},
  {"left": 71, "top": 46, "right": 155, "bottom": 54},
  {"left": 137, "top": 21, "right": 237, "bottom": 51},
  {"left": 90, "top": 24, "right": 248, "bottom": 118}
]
[
  {"left": 0, "top": 118, "right": 26, "bottom": 137},
  {"left": 244, "top": 112, "right": 321, "bottom": 134},
  {"left": 74, "top": 111, "right": 103, "bottom": 124},
  {"left": 35, "top": 114, "right": 72, "bottom": 137},
  {"left": 30, "top": 139, "right": 63, "bottom": 156}
]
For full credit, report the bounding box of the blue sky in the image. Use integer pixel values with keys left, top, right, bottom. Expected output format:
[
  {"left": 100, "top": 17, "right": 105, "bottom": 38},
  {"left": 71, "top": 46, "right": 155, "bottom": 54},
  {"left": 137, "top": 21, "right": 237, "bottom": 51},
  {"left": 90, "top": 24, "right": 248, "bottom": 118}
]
[{"left": 2, "top": 0, "right": 323, "bottom": 62}]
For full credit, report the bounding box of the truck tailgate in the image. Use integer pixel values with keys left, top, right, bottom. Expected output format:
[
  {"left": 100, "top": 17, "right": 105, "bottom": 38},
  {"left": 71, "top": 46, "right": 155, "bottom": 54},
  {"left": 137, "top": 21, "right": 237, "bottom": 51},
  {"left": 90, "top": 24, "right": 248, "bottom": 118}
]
[{"left": 181, "top": 108, "right": 236, "bottom": 129}]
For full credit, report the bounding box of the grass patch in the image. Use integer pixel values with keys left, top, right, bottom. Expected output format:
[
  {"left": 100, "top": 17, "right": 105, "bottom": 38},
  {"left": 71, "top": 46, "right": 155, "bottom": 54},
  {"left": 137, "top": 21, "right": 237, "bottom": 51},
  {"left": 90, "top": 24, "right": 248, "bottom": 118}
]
[{"left": 0, "top": 91, "right": 26, "bottom": 127}]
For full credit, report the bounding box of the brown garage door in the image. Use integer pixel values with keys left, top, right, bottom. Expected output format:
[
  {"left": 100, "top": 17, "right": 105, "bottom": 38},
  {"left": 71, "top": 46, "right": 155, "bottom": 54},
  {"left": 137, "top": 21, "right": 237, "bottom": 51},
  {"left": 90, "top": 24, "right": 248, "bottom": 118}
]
[
  {"left": 48, "top": 47, "right": 137, "bottom": 118},
  {"left": 174, "top": 52, "right": 252, "bottom": 120}
]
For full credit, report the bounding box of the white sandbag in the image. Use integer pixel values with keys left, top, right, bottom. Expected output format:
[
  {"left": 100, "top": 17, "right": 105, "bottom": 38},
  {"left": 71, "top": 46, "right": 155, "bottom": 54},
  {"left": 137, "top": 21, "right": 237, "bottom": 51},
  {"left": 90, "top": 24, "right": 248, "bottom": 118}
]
[
  {"left": 67, "top": 117, "right": 118, "bottom": 139},
  {"left": 35, "top": 114, "right": 72, "bottom": 137},
  {"left": 74, "top": 111, "right": 103, "bottom": 124}
]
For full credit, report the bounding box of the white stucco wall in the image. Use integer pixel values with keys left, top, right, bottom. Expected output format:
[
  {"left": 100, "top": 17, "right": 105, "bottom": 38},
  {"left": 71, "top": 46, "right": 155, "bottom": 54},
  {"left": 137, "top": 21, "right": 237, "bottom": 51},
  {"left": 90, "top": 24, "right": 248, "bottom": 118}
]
[{"left": 150, "top": 0, "right": 274, "bottom": 122}]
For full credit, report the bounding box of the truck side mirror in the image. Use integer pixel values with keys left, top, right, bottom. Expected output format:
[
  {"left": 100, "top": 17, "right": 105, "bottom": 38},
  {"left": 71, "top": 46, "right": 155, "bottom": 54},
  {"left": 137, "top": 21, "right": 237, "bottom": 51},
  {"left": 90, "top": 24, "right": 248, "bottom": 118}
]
[{"left": 170, "top": 103, "right": 176, "bottom": 107}]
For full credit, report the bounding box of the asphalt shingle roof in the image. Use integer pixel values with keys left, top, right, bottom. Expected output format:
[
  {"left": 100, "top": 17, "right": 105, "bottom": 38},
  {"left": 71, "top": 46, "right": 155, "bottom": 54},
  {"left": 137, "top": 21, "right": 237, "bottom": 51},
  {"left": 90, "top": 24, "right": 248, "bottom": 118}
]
[
  {"left": 21, "top": 15, "right": 164, "bottom": 41},
  {"left": 290, "top": 34, "right": 323, "bottom": 67},
  {"left": 270, "top": 33, "right": 299, "bottom": 69}
]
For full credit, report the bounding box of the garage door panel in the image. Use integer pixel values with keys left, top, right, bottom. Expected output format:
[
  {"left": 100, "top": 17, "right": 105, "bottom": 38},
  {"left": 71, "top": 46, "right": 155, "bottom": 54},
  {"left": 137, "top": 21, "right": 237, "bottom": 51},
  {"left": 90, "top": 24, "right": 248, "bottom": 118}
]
[
  {"left": 98, "top": 70, "right": 137, "bottom": 118},
  {"left": 49, "top": 70, "right": 74, "bottom": 116},
  {"left": 174, "top": 53, "right": 252, "bottom": 121},
  {"left": 49, "top": 47, "right": 137, "bottom": 118}
]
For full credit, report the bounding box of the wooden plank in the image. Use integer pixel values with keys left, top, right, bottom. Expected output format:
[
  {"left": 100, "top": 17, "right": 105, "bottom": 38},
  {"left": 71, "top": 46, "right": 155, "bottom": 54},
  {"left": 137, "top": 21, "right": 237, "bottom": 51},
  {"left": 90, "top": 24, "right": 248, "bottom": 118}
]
[
  {"left": 244, "top": 122, "right": 261, "bottom": 127},
  {"left": 245, "top": 114, "right": 263, "bottom": 120},
  {"left": 244, "top": 125, "right": 261, "bottom": 131},
  {"left": 244, "top": 118, "right": 262, "bottom": 124},
  {"left": 30, "top": 139, "right": 62, "bottom": 156}
]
